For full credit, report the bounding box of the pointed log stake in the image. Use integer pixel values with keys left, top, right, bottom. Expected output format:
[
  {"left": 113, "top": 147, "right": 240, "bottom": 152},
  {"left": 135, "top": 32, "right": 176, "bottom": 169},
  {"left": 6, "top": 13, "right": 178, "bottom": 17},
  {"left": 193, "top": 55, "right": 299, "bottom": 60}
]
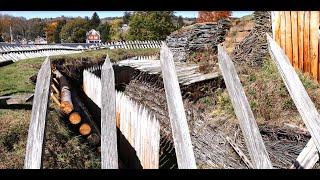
[
  {"left": 218, "top": 45, "right": 273, "bottom": 169},
  {"left": 160, "top": 42, "right": 197, "bottom": 169},
  {"left": 24, "top": 57, "right": 51, "bottom": 169},
  {"left": 101, "top": 55, "right": 119, "bottom": 169}
]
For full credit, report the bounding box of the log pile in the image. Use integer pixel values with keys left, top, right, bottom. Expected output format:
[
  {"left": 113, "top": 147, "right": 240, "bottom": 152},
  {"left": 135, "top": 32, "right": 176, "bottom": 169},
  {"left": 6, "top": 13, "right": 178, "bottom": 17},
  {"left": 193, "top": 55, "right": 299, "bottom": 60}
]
[
  {"left": 232, "top": 11, "right": 272, "bottom": 67},
  {"left": 166, "top": 19, "right": 231, "bottom": 62}
]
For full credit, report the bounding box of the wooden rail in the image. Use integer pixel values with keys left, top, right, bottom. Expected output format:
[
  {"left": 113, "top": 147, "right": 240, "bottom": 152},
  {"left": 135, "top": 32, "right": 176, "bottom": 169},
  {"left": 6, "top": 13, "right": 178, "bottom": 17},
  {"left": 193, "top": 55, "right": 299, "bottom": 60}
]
[
  {"left": 267, "top": 33, "right": 320, "bottom": 168},
  {"left": 24, "top": 57, "right": 51, "bottom": 169},
  {"left": 101, "top": 56, "right": 119, "bottom": 169},
  {"left": 217, "top": 45, "right": 273, "bottom": 169},
  {"left": 159, "top": 42, "right": 197, "bottom": 169}
]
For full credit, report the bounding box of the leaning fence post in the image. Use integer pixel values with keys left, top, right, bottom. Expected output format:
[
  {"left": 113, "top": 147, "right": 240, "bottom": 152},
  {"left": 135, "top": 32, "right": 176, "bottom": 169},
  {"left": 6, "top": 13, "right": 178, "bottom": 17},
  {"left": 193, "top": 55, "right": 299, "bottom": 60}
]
[
  {"left": 101, "top": 55, "right": 119, "bottom": 169},
  {"left": 159, "top": 42, "right": 197, "bottom": 169},
  {"left": 24, "top": 57, "right": 51, "bottom": 169},
  {"left": 218, "top": 45, "right": 273, "bottom": 169}
]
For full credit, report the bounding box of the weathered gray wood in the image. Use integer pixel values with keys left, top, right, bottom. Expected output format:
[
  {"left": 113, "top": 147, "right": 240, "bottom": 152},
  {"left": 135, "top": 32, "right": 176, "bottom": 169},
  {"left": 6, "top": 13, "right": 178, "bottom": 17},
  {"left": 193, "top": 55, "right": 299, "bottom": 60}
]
[
  {"left": 218, "top": 45, "right": 273, "bottom": 169},
  {"left": 267, "top": 32, "right": 320, "bottom": 152},
  {"left": 267, "top": 33, "right": 320, "bottom": 169},
  {"left": 101, "top": 56, "right": 118, "bottom": 169},
  {"left": 159, "top": 42, "right": 197, "bottom": 169},
  {"left": 290, "top": 139, "right": 318, "bottom": 169},
  {"left": 24, "top": 57, "right": 51, "bottom": 169}
]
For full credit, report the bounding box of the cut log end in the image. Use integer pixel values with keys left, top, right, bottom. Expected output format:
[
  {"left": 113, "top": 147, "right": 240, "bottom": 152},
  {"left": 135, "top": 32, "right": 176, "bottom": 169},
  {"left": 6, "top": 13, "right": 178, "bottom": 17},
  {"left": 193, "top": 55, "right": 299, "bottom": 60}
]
[
  {"left": 116, "top": 111, "right": 120, "bottom": 128},
  {"left": 69, "top": 112, "right": 81, "bottom": 125},
  {"left": 60, "top": 101, "right": 73, "bottom": 114},
  {"left": 79, "top": 123, "right": 91, "bottom": 136}
]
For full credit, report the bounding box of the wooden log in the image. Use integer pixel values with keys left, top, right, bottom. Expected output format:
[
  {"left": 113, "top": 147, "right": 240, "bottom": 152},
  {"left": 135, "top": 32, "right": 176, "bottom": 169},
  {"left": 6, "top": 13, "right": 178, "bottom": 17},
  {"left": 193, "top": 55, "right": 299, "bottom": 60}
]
[
  {"left": 298, "top": 11, "right": 305, "bottom": 70},
  {"left": 69, "top": 112, "right": 81, "bottom": 125},
  {"left": 285, "top": 11, "right": 293, "bottom": 64},
  {"left": 79, "top": 123, "right": 91, "bottom": 136},
  {"left": 51, "top": 84, "right": 60, "bottom": 97},
  {"left": 101, "top": 56, "right": 119, "bottom": 169},
  {"left": 24, "top": 57, "right": 51, "bottom": 169},
  {"left": 280, "top": 11, "right": 286, "bottom": 50},
  {"left": 50, "top": 92, "right": 60, "bottom": 106},
  {"left": 303, "top": 11, "right": 311, "bottom": 74},
  {"left": 291, "top": 11, "right": 299, "bottom": 69},
  {"left": 160, "top": 42, "right": 197, "bottom": 169},
  {"left": 218, "top": 45, "right": 273, "bottom": 169},
  {"left": 53, "top": 70, "right": 73, "bottom": 114},
  {"left": 310, "top": 11, "right": 319, "bottom": 81},
  {"left": 267, "top": 33, "right": 320, "bottom": 161}
]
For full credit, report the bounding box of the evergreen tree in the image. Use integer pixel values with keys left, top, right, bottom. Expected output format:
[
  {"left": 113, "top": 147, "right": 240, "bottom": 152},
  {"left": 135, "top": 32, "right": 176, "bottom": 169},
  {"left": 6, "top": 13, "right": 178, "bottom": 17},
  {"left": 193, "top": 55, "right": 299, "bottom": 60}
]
[
  {"left": 97, "top": 22, "right": 111, "bottom": 42},
  {"left": 90, "top": 12, "right": 101, "bottom": 29}
]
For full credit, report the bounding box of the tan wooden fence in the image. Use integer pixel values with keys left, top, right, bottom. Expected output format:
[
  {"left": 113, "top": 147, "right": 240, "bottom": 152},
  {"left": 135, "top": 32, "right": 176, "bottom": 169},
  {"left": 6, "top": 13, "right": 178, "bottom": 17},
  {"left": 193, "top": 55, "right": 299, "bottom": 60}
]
[{"left": 271, "top": 11, "right": 320, "bottom": 81}]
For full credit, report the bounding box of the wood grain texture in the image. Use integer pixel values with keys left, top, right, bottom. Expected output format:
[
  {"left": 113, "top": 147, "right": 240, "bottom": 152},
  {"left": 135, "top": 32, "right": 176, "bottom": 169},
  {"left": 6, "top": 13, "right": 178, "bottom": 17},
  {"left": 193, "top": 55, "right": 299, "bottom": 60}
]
[
  {"left": 291, "top": 11, "right": 299, "bottom": 69},
  {"left": 271, "top": 11, "right": 280, "bottom": 43},
  {"left": 303, "top": 11, "right": 311, "bottom": 74},
  {"left": 280, "top": 11, "right": 286, "bottom": 50},
  {"left": 218, "top": 45, "right": 273, "bottom": 169},
  {"left": 309, "top": 11, "right": 319, "bottom": 80},
  {"left": 160, "top": 42, "right": 197, "bottom": 169},
  {"left": 24, "top": 57, "right": 51, "bottom": 169},
  {"left": 101, "top": 56, "right": 119, "bottom": 169},
  {"left": 290, "top": 139, "right": 319, "bottom": 169},
  {"left": 285, "top": 11, "right": 293, "bottom": 63},
  {"left": 267, "top": 34, "right": 320, "bottom": 161},
  {"left": 298, "top": 11, "right": 305, "bottom": 70}
]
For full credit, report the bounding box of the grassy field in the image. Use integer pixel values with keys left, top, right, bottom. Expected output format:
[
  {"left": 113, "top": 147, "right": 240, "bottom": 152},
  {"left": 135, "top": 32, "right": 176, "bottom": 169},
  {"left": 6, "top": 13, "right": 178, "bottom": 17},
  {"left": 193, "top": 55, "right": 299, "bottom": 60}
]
[{"left": 0, "top": 48, "right": 158, "bottom": 169}]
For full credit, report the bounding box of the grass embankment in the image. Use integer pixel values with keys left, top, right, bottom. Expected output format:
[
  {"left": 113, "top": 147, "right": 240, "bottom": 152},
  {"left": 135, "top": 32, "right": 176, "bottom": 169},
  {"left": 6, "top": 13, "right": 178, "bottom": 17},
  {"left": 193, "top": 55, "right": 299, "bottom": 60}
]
[{"left": 0, "top": 48, "right": 158, "bottom": 168}]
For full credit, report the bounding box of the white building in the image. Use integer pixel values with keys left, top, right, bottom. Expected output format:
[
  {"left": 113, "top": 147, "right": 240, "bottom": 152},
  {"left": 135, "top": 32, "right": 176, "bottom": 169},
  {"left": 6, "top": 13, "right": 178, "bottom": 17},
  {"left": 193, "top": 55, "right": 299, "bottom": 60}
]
[{"left": 86, "top": 29, "right": 101, "bottom": 43}]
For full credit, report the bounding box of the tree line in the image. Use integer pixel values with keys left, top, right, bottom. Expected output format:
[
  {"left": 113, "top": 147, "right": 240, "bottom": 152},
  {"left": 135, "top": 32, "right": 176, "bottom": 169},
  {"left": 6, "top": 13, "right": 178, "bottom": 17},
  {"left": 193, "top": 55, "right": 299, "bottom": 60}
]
[{"left": 0, "top": 11, "right": 188, "bottom": 44}]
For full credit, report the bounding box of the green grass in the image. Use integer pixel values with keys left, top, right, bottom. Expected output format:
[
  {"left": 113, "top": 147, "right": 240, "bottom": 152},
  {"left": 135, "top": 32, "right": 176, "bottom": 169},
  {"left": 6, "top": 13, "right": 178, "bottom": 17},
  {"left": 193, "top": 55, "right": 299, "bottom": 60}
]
[{"left": 0, "top": 48, "right": 159, "bottom": 96}]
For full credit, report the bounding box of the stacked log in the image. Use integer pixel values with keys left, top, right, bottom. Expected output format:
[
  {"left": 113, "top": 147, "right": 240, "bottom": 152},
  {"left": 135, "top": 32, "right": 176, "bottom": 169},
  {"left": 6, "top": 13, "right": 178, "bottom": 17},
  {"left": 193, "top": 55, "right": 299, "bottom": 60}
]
[
  {"left": 232, "top": 11, "right": 272, "bottom": 67},
  {"left": 166, "top": 19, "right": 231, "bottom": 62}
]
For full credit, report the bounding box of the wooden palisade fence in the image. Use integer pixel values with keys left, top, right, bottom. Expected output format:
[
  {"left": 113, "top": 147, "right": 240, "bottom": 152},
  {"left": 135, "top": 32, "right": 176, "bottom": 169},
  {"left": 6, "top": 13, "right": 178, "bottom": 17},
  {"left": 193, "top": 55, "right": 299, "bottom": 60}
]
[{"left": 271, "top": 11, "right": 320, "bottom": 81}]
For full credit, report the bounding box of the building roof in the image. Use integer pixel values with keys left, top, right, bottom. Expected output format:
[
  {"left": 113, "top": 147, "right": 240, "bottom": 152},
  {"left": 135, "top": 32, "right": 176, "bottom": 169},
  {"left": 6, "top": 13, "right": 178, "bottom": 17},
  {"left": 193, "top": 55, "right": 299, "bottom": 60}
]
[{"left": 86, "top": 29, "right": 101, "bottom": 37}]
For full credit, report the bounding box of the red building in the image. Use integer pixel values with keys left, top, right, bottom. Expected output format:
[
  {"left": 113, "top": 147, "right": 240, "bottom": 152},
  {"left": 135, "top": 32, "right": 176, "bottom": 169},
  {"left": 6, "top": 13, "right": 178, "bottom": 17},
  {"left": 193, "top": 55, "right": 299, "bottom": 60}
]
[{"left": 86, "top": 29, "right": 101, "bottom": 43}]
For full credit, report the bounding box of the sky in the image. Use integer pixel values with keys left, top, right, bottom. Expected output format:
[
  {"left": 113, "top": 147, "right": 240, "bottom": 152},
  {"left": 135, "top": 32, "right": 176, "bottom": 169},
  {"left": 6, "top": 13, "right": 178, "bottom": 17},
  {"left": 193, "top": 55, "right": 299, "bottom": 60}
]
[{"left": 0, "top": 11, "right": 254, "bottom": 19}]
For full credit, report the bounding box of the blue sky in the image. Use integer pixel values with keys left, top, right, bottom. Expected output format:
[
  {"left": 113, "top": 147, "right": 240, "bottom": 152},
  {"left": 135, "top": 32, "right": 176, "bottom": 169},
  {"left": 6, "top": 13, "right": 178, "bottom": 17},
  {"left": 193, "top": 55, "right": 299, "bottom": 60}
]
[{"left": 0, "top": 11, "right": 254, "bottom": 19}]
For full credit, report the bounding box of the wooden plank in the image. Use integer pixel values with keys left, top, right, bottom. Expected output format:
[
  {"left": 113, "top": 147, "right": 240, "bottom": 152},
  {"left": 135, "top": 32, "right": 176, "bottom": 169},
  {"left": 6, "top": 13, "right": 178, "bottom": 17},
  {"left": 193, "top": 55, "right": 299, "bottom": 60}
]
[
  {"left": 291, "top": 11, "right": 299, "bottom": 69},
  {"left": 298, "top": 11, "right": 305, "bottom": 70},
  {"left": 217, "top": 45, "right": 273, "bottom": 169},
  {"left": 280, "top": 11, "right": 286, "bottom": 50},
  {"left": 303, "top": 11, "right": 311, "bottom": 74},
  {"left": 159, "top": 42, "right": 197, "bottom": 169},
  {"left": 101, "top": 56, "right": 118, "bottom": 169},
  {"left": 309, "top": 11, "right": 319, "bottom": 81},
  {"left": 272, "top": 11, "right": 281, "bottom": 44},
  {"left": 290, "top": 139, "right": 319, "bottom": 169},
  {"left": 285, "top": 11, "right": 293, "bottom": 64},
  {"left": 267, "top": 33, "right": 320, "bottom": 161},
  {"left": 24, "top": 57, "right": 51, "bottom": 169}
]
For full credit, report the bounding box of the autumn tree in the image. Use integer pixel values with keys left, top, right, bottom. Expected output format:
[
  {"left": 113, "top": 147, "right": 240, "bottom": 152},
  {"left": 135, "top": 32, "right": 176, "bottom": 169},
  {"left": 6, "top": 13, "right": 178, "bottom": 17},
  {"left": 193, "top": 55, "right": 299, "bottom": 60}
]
[
  {"left": 44, "top": 21, "right": 58, "bottom": 43},
  {"left": 197, "top": 11, "right": 232, "bottom": 23},
  {"left": 90, "top": 12, "right": 101, "bottom": 29},
  {"left": 127, "top": 11, "right": 176, "bottom": 40},
  {"left": 60, "top": 18, "right": 90, "bottom": 43},
  {"left": 110, "top": 19, "right": 123, "bottom": 41},
  {"left": 97, "top": 22, "right": 111, "bottom": 42},
  {"left": 53, "top": 19, "right": 66, "bottom": 43}
]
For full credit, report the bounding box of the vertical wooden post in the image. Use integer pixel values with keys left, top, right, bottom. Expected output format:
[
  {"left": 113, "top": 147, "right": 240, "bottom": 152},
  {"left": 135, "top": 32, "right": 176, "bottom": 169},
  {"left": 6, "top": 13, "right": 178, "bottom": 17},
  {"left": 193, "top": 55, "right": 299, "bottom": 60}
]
[
  {"left": 291, "top": 11, "right": 299, "bottom": 69},
  {"left": 24, "top": 57, "right": 51, "bottom": 169},
  {"left": 218, "top": 45, "right": 273, "bottom": 169},
  {"left": 304, "top": 11, "right": 311, "bottom": 74},
  {"left": 267, "top": 33, "right": 320, "bottom": 159},
  {"left": 101, "top": 55, "right": 119, "bottom": 169},
  {"left": 280, "top": 11, "right": 286, "bottom": 50},
  {"left": 285, "top": 11, "right": 293, "bottom": 64},
  {"left": 298, "top": 11, "right": 305, "bottom": 70},
  {"left": 310, "top": 11, "right": 319, "bottom": 81},
  {"left": 273, "top": 11, "right": 281, "bottom": 44},
  {"left": 159, "top": 42, "right": 197, "bottom": 169}
]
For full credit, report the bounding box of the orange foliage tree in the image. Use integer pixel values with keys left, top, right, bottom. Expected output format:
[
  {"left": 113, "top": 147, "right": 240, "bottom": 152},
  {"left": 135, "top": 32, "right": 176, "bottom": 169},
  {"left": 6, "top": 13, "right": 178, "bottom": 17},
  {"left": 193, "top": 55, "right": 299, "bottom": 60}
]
[{"left": 197, "top": 11, "right": 232, "bottom": 23}]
